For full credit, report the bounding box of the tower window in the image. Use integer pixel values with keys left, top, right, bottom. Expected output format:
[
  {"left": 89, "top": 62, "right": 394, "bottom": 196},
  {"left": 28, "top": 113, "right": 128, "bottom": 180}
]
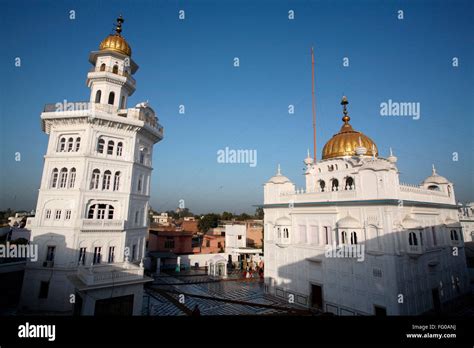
[
  {"left": 108, "top": 246, "right": 115, "bottom": 263},
  {"left": 108, "top": 92, "right": 115, "bottom": 105},
  {"left": 113, "top": 171, "right": 121, "bottom": 191},
  {"left": 78, "top": 247, "right": 86, "bottom": 265},
  {"left": 350, "top": 231, "right": 358, "bottom": 245},
  {"left": 90, "top": 169, "right": 100, "bottom": 189},
  {"left": 45, "top": 209, "right": 51, "bottom": 219},
  {"left": 319, "top": 180, "right": 325, "bottom": 192},
  {"left": 112, "top": 65, "right": 118, "bottom": 74},
  {"left": 75, "top": 137, "right": 81, "bottom": 152},
  {"left": 51, "top": 168, "right": 59, "bottom": 188},
  {"left": 68, "top": 168, "right": 76, "bottom": 188},
  {"left": 95, "top": 90, "right": 102, "bottom": 103},
  {"left": 137, "top": 177, "right": 142, "bottom": 192},
  {"left": 102, "top": 170, "right": 111, "bottom": 190},
  {"left": 55, "top": 210, "right": 62, "bottom": 220},
  {"left": 97, "top": 138, "right": 105, "bottom": 153},
  {"left": 107, "top": 140, "right": 114, "bottom": 155},
  {"left": 331, "top": 179, "right": 339, "bottom": 191},
  {"left": 59, "top": 137, "right": 66, "bottom": 152},
  {"left": 108, "top": 205, "right": 114, "bottom": 219},
  {"left": 97, "top": 204, "right": 106, "bottom": 219},
  {"left": 116, "top": 142, "right": 123, "bottom": 156},
  {"left": 67, "top": 138, "right": 74, "bottom": 152},
  {"left": 100, "top": 63, "right": 106, "bottom": 71},
  {"left": 59, "top": 168, "right": 68, "bottom": 188},
  {"left": 65, "top": 210, "right": 72, "bottom": 220},
  {"left": 93, "top": 247, "right": 102, "bottom": 264},
  {"left": 450, "top": 229, "right": 459, "bottom": 241},
  {"left": 345, "top": 177, "right": 354, "bottom": 190},
  {"left": 341, "top": 231, "right": 347, "bottom": 244},
  {"left": 409, "top": 231, "right": 418, "bottom": 246}
]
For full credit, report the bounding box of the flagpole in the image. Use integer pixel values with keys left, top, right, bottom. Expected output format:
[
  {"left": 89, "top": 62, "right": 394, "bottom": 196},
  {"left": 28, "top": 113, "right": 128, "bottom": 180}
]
[{"left": 311, "top": 47, "right": 317, "bottom": 163}]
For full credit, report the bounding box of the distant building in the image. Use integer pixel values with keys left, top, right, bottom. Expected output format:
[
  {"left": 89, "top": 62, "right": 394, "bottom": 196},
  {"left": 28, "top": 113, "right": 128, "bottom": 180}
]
[{"left": 152, "top": 212, "right": 171, "bottom": 226}]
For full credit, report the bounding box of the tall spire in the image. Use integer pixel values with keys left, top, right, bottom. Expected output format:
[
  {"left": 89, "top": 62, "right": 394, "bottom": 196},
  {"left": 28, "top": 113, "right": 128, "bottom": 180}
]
[
  {"left": 115, "top": 15, "right": 124, "bottom": 35},
  {"left": 311, "top": 47, "right": 317, "bottom": 163},
  {"left": 341, "top": 96, "right": 350, "bottom": 124}
]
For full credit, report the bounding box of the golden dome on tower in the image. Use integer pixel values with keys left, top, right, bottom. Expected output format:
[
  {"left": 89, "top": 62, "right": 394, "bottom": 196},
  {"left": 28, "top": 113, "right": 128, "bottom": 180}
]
[
  {"left": 99, "top": 15, "right": 132, "bottom": 57},
  {"left": 322, "top": 96, "right": 378, "bottom": 160}
]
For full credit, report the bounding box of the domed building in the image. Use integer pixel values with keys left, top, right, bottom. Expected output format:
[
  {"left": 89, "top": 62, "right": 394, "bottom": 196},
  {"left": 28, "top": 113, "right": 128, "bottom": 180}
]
[
  {"left": 20, "top": 16, "right": 163, "bottom": 315},
  {"left": 263, "top": 96, "right": 469, "bottom": 316}
]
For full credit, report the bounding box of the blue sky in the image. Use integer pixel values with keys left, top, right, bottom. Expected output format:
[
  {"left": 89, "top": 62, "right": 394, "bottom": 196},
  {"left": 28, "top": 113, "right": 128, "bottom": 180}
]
[{"left": 0, "top": 0, "right": 473, "bottom": 214}]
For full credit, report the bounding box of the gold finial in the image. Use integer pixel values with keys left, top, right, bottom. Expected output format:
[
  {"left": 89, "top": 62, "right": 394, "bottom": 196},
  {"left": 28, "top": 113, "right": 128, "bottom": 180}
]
[
  {"left": 115, "top": 15, "right": 124, "bottom": 35},
  {"left": 341, "top": 96, "right": 350, "bottom": 124}
]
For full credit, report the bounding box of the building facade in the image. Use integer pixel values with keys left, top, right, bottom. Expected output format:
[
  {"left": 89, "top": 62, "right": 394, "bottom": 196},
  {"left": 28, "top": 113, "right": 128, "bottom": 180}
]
[
  {"left": 263, "top": 97, "right": 469, "bottom": 315},
  {"left": 20, "top": 17, "right": 163, "bottom": 315}
]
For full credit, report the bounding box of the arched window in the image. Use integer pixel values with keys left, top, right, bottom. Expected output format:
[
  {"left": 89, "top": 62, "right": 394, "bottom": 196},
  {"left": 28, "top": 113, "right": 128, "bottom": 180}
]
[
  {"left": 137, "top": 177, "right": 142, "bottom": 192},
  {"left": 69, "top": 168, "right": 76, "bottom": 188},
  {"left": 67, "top": 137, "right": 74, "bottom": 152},
  {"left": 97, "top": 138, "right": 105, "bottom": 153},
  {"left": 112, "top": 65, "right": 118, "bottom": 74},
  {"left": 350, "top": 231, "right": 358, "bottom": 245},
  {"left": 90, "top": 169, "right": 100, "bottom": 189},
  {"left": 409, "top": 231, "right": 418, "bottom": 246},
  {"left": 277, "top": 227, "right": 281, "bottom": 238},
  {"left": 341, "top": 231, "right": 347, "bottom": 244},
  {"left": 113, "top": 171, "right": 121, "bottom": 191},
  {"left": 120, "top": 96, "right": 126, "bottom": 109},
  {"left": 345, "top": 177, "right": 354, "bottom": 190},
  {"left": 108, "top": 205, "right": 114, "bottom": 219},
  {"left": 332, "top": 179, "right": 339, "bottom": 191},
  {"left": 450, "top": 229, "right": 458, "bottom": 241},
  {"left": 102, "top": 170, "right": 111, "bottom": 190},
  {"left": 116, "top": 142, "right": 123, "bottom": 156},
  {"left": 283, "top": 228, "right": 289, "bottom": 238},
  {"left": 59, "top": 137, "right": 66, "bottom": 152},
  {"left": 75, "top": 137, "right": 81, "bottom": 152},
  {"left": 107, "top": 140, "right": 114, "bottom": 155},
  {"left": 328, "top": 165, "right": 334, "bottom": 172},
  {"left": 51, "top": 168, "right": 59, "bottom": 188},
  {"left": 427, "top": 185, "right": 440, "bottom": 191},
  {"left": 100, "top": 63, "right": 106, "bottom": 71},
  {"left": 95, "top": 90, "right": 102, "bottom": 103},
  {"left": 319, "top": 180, "right": 326, "bottom": 192},
  {"left": 108, "top": 92, "right": 115, "bottom": 105},
  {"left": 59, "top": 168, "right": 68, "bottom": 188},
  {"left": 88, "top": 204, "right": 96, "bottom": 219}
]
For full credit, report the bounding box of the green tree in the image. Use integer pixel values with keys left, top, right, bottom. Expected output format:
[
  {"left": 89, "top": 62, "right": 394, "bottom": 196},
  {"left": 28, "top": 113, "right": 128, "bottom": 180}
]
[
  {"left": 221, "top": 211, "right": 233, "bottom": 221},
  {"left": 254, "top": 207, "right": 264, "bottom": 219},
  {"left": 198, "top": 213, "right": 219, "bottom": 233}
]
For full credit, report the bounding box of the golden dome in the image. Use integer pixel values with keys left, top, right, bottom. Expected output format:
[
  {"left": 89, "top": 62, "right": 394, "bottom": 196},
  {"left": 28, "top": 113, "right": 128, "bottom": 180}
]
[
  {"left": 98, "top": 15, "right": 132, "bottom": 57},
  {"left": 322, "top": 97, "right": 378, "bottom": 160}
]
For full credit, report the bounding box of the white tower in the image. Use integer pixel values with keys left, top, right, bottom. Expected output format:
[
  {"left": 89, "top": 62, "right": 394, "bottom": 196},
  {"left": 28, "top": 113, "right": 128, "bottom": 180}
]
[{"left": 20, "top": 16, "right": 163, "bottom": 315}]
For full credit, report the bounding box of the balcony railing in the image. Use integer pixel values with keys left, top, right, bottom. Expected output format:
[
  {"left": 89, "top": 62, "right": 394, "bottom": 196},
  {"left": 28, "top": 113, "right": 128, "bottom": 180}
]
[
  {"left": 42, "top": 102, "right": 163, "bottom": 136},
  {"left": 88, "top": 67, "right": 136, "bottom": 87},
  {"left": 77, "top": 262, "right": 144, "bottom": 286}
]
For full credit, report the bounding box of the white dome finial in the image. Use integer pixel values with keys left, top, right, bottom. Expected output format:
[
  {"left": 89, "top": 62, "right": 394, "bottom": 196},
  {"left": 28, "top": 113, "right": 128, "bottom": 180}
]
[
  {"left": 432, "top": 164, "right": 437, "bottom": 175},
  {"left": 277, "top": 164, "right": 281, "bottom": 175},
  {"left": 389, "top": 147, "right": 393, "bottom": 156}
]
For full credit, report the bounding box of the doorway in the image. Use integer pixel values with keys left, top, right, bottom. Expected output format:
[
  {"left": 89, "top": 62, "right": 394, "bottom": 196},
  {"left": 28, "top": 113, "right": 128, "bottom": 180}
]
[
  {"left": 431, "top": 288, "right": 441, "bottom": 313},
  {"left": 310, "top": 284, "right": 323, "bottom": 309}
]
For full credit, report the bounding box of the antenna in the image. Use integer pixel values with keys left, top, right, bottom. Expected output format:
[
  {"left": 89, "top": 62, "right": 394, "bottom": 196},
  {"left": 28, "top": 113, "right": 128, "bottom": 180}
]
[{"left": 311, "top": 47, "right": 317, "bottom": 163}]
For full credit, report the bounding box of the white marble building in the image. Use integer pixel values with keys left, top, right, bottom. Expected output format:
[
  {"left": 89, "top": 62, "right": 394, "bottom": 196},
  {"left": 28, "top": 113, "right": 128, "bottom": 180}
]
[
  {"left": 20, "top": 17, "right": 163, "bottom": 315},
  {"left": 263, "top": 96, "right": 469, "bottom": 315}
]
